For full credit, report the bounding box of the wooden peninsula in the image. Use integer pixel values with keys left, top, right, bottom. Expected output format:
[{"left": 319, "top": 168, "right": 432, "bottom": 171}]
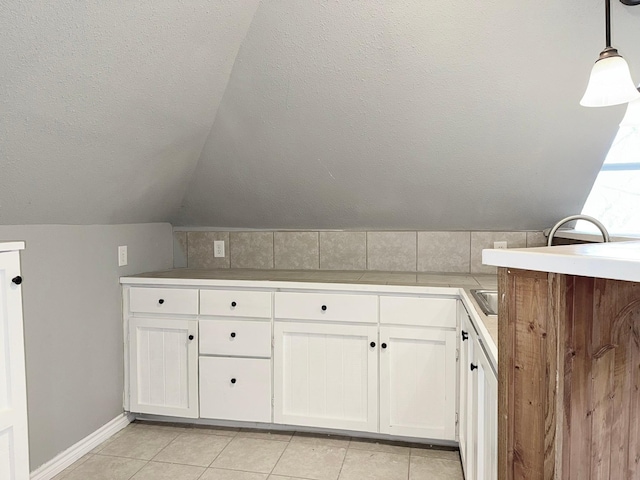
[{"left": 484, "top": 241, "right": 640, "bottom": 480}]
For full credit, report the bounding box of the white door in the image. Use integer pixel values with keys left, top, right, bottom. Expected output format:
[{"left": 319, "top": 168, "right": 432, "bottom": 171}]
[
  {"left": 0, "top": 249, "right": 29, "bottom": 480},
  {"left": 129, "top": 317, "right": 198, "bottom": 418},
  {"left": 379, "top": 326, "right": 457, "bottom": 440},
  {"left": 475, "top": 343, "right": 498, "bottom": 480},
  {"left": 459, "top": 308, "right": 475, "bottom": 479},
  {"left": 274, "top": 322, "right": 378, "bottom": 432}
]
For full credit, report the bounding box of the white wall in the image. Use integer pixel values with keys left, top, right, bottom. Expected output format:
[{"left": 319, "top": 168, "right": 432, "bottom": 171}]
[{"left": 0, "top": 223, "right": 173, "bottom": 471}]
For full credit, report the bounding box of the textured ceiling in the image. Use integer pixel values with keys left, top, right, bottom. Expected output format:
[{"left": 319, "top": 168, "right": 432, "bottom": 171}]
[
  {"left": 3, "top": 1, "right": 640, "bottom": 229},
  {"left": 0, "top": 0, "right": 260, "bottom": 224}
]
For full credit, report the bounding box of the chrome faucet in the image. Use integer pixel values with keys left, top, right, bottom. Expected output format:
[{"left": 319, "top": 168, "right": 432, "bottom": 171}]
[{"left": 546, "top": 214, "right": 610, "bottom": 246}]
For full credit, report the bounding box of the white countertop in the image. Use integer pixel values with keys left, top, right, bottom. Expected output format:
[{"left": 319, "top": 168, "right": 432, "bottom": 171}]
[
  {"left": 0, "top": 241, "right": 25, "bottom": 252},
  {"left": 482, "top": 241, "right": 640, "bottom": 283}
]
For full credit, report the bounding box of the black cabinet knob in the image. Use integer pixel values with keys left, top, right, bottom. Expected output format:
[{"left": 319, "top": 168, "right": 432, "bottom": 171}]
[
  {"left": 230, "top": 378, "right": 237, "bottom": 384},
  {"left": 11, "top": 276, "right": 22, "bottom": 285},
  {"left": 231, "top": 301, "right": 237, "bottom": 307},
  {"left": 381, "top": 343, "right": 387, "bottom": 349},
  {"left": 470, "top": 363, "right": 478, "bottom": 371},
  {"left": 188, "top": 335, "right": 194, "bottom": 341},
  {"left": 462, "top": 331, "right": 469, "bottom": 341},
  {"left": 158, "top": 299, "right": 165, "bottom": 305},
  {"left": 370, "top": 341, "right": 376, "bottom": 348},
  {"left": 321, "top": 305, "right": 327, "bottom": 311},
  {"left": 230, "top": 332, "right": 236, "bottom": 338}
]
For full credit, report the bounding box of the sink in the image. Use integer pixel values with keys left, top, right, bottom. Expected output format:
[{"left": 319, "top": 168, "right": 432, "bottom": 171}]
[{"left": 471, "top": 289, "right": 498, "bottom": 316}]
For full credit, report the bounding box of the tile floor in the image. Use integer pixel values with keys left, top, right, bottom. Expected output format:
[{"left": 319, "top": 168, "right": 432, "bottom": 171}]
[{"left": 52, "top": 422, "right": 464, "bottom": 480}]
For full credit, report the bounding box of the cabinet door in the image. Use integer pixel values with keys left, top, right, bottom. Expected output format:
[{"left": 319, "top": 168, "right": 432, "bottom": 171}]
[
  {"left": 379, "top": 326, "right": 457, "bottom": 440},
  {"left": 0, "top": 250, "right": 29, "bottom": 480},
  {"left": 459, "top": 307, "right": 476, "bottom": 480},
  {"left": 274, "top": 322, "right": 378, "bottom": 432},
  {"left": 475, "top": 342, "right": 498, "bottom": 480},
  {"left": 129, "top": 318, "right": 198, "bottom": 418}
]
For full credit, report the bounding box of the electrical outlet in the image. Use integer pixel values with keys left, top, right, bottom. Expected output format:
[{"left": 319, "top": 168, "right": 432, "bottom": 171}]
[
  {"left": 118, "top": 245, "right": 128, "bottom": 266},
  {"left": 493, "top": 241, "right": 507, "bottom": 249},
  {"left": 214, "top": 240, "right": 225, "bottom": 258}
]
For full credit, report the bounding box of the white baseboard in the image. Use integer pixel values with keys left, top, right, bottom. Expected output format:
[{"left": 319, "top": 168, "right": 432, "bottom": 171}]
[{"left": 30, "top": 412, "right": 134, "bottom": 480}]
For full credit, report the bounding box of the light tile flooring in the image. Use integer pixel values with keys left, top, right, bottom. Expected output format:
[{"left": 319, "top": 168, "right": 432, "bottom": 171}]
[{"left": 52, "top": 422, "right": 464, "bottom": 480}]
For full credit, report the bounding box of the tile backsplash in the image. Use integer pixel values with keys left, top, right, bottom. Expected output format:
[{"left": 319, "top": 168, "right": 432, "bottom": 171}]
[{"left": 175, "top": 229, "right": 547, "bottom": 274}]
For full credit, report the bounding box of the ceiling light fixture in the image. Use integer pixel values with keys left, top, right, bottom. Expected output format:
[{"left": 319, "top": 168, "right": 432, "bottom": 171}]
[{"left": 580, "top": 0, "right": 640, "bottom": 107}]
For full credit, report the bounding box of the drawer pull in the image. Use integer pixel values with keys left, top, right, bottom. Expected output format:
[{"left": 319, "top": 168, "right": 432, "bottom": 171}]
[
  {"left": 230, "top": 378, "right": 237, "bottom": 384},
  {"left": 188, "top": 335, "right": 194, "bottom": 341},
  {"left": 470, "top": 363, "right": 478, "bottom": 371},
  {"left": 158, "top": 299, "right": 165, "bottom": 305},
  {"left": 12, "top": 276, "right": 22, "bottom": 285},
  {"left": 231, "top": 301, "right": 237, "bottom": 307},
  {"left": 321, "top": 305, "right": 327, "bottom": 311},
  {"left": 461, "top": 330, "right": 469, "bottom": 341},
  {"left": 370, "top": 341, "right": 376, "bottom": 348},
  {"left": 230, "top": 332, "right": 236, "bottom": 338},
  {"left": 381, "top": 343, "right": 387, "bottom": 349}
]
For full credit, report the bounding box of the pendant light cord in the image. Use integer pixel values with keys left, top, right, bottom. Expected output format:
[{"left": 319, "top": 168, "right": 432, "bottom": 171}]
[{"left": 606, "top": 0, "right": 612, "bottom": 47}]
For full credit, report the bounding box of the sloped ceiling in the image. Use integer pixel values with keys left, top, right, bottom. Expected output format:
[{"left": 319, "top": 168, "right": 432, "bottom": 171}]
[
  {"left": 2, "top": 1, "right": 640, "bottom": 229},
  {"left": 0, "top": 0, "right": 260, "bottom": 224}
]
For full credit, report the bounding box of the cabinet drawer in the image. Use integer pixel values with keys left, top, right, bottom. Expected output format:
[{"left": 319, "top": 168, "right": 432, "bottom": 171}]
[
  {"left": 129, "top": 287, "right": 198, "bottom": 315},
  {"left": 199, "top": 319, "right": 271, "bottom": 357},
  {"left": 199, "top": 357, "right": 271, "bottom": 422},
  {"left": 275, "top": 292, "right": 377, "bottom": 323},
  {"left": 380, "top": 296, "right": 456, "bottom": 328},
  {"left": 200, "top": 290, "right": 272, "bottom": 318}
]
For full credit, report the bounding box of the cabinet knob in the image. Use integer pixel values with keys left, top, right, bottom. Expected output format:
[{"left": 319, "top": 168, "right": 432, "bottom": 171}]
[
  {"left": 381, "top": 343, "right": 387, "bottom": 349},
  {"left": 230, "top": 332, "right": 236, "bottom": 338},
  {"left": 462, "top": 331, "right": 469, "bottom": 341},
  {"left": 321, "top": 305, "right": 327, "bottom": 311},
  {"left": 370, "top": 341, "right": 376, "bottom": 348},
  {"left": 470, "top": 363, "right": 478, "bottom": 371},
  {"left": 231, "top": 378, "right": 237, "bottom": 384},
  {"left": 158, "top": 299, "right": 165, "bottom": 305},
  {"left": 11, "top": 276, "right": 22, "bottom": 285},
  {"left": 188, "top": 335, "right": 194, "bottom": 341},
  {"left": 231, "top": 301, "right": 237, "bottom": 307}
]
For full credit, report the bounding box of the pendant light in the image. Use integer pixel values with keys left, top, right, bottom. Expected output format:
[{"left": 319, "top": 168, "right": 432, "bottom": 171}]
[{"left": 580, "top": 0, "right": 640, "bottom": 107}]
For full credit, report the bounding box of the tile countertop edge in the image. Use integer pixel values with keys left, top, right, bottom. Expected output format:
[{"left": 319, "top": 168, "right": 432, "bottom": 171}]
[
  {"left": 120, "top": 272, "right": 498, "bottom": 368},
  {"left": 482, "top": 240, "right": 640, "bottom": 283}
]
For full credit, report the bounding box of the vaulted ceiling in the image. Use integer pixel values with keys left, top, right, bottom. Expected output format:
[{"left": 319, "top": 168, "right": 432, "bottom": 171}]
[{"left": 2, "top": 1, "right": 639, "bottom": 230}]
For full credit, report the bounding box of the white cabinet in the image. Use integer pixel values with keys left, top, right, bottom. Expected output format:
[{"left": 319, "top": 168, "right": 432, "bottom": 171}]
[
  {"left": 459, "top": 302, "right": 497, "bottom": 480},
  {"left": 379, "top": 326, "right": 457, "bottom": 440},
  {"left": 200, "top": 357, "right": 271, "bottom": 422},
  {"left": 0, "top": 244, "right": 29, "bottom": 480},
  {"left": 273, "top": 322, "right": 378, "bottom": 432},
  {"left": 129, "top": 317, "right": 199, "bottom": 418},
  {"left": 459, "top": 305, "right": 475, "bottom": 478},
  {"left": 473, "top": 340, "right": 497, "bottom": 480},
  {"left": 198, "top": 289, "right": 273, "bottom": 423}
]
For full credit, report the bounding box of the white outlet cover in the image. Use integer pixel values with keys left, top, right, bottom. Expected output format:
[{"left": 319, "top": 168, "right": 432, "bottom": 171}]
[
  {"left": 214, "top": 240, "right": 225, "bottom": 258},
  {"left": 493, "top": 241, "right": 508, "bottom": 249},
  {"left": 118, "top": 245, "right": 128, "bottom": 266}
]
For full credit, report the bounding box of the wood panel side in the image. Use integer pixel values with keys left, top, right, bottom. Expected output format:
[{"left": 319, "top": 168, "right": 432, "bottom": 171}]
[{"left": 499, "top": 268, "right": 549, "bottom": 480}]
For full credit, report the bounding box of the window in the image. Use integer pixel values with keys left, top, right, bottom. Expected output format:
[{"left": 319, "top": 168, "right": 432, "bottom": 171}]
[{"left": 578, "top": 125, "right": 640, "bottom": 235}]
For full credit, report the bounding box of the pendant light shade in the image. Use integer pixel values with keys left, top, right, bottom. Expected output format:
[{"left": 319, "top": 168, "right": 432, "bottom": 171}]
[
  {"left": 581, "top": 50, "right": 640, "bottom": 107},
  {"left": 581, "top": 0, "right": 640, "bottom": 107},
  {"left": 619, "top": 87, "right": 640, "bottom": 126}
]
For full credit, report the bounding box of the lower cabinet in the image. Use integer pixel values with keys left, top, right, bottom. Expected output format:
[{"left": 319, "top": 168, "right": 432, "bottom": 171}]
[
  {"left": 200, "top": 357, "right": 271, "bottom": 422},
  {"left": 379, "top": 326, "right": 457, "bottom": 440},
  {"left": 129, "top": 317, "right": 199, "bottom": 418},
  {"left": 273, "top": 322, "right": 379, "bottom": 432},
  {"left": 459, "top": 307, "right": 498, "bottom": 480}
]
